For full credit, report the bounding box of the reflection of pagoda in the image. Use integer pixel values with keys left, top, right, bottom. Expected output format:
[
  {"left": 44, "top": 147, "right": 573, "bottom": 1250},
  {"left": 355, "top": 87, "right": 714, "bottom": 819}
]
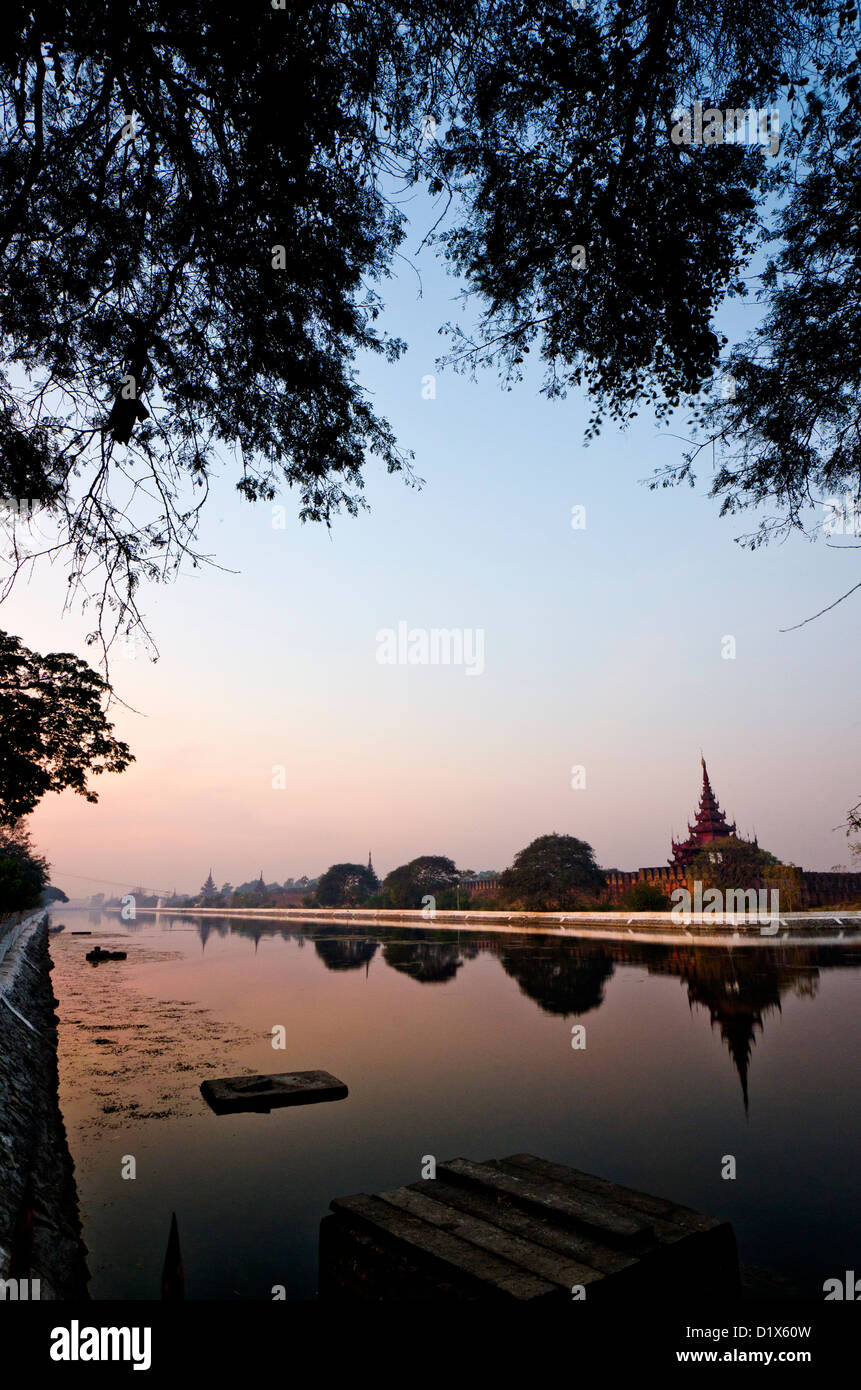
[
  {"left": 666, "top": 946, "right": 820, "bottom": 1114},
  {"left": 686, "top": 972, "right": 767, "bottom": 1115},
  {"left": 671, "top": 758, "right": 748, "bottom": 865}
]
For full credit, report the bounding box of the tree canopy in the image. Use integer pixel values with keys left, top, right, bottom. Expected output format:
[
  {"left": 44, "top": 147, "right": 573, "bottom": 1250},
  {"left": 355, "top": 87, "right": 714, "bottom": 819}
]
[
  {"left": 686, "top": 836, "right": 784, "bottom": 882},
  {"left": 381, "top": 854, "right": 460, "bottom": 907},
  {"left": 316, "top": 860, "right": 379, "bottom": 906},
  {"left": 1, "top": 1, "right": 859, "bottom": 640},
  {"left": 0, "top": 629, "right": 133, "bottom": 824},
  {"left": 499, "top": 832, "right": 605, "bottom": 909},
  {"left": 0, "top": 819, "right": 50, "bottom": 910}
]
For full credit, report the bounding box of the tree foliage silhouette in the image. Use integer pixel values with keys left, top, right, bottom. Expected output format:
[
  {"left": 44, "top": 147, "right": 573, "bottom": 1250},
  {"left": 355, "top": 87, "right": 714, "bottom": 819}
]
[
  {"left": 500, "top": 832, "right": 605, "bottom": 909},
  {"left": 1, "top": 1, "right": 858, "bottom": 644},
  {"left": 0, "top": 629, "right": 133, "bottom": 824},
  {"left": 382, "top": 854, "right": 460, "bottom": 907}
]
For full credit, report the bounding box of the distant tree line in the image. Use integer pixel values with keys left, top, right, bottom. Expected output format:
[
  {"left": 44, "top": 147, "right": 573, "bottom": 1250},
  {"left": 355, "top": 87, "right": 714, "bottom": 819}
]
[
  {"left": 91, "top": 829, "right": 812, "bottom": 918},
  {"left": 305, "top": 839, "right": 606, "bottom": 911},
  {"left": 99, "top": 872, "right": 321, "bottom": 911},
  {"left": 293, "top": 832, "right": 805, "bottom": 912}
]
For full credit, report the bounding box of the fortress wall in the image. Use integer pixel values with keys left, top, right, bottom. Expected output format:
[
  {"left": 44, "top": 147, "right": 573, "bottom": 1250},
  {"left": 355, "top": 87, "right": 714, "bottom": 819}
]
[{"left": 606, "top": 866, "right": 861, "bottom": 908}]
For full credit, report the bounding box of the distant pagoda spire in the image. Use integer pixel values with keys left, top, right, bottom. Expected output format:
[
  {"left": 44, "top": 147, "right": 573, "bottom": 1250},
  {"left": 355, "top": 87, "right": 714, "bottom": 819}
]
[
  {"left": 671, "top": 758, "right": 738, "bottom": 866},
  {"left": 368, "top": 850, "right": 374, "bottom": 875}
]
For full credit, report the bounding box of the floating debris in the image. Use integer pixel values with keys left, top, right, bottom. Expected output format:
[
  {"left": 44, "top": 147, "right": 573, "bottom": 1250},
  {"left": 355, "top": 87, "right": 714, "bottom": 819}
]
[
  {"left": 85, "top": 947, "right": 127, "bottom": 965},
  {"left": 200, "top": 1070, "right": 348, "bottom": 1115}
]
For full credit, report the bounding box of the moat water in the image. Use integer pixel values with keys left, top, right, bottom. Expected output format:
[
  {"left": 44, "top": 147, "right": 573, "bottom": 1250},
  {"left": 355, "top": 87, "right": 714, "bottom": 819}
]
[{"left": 50, "top": 909, "right": 861, "bottom": 1300}]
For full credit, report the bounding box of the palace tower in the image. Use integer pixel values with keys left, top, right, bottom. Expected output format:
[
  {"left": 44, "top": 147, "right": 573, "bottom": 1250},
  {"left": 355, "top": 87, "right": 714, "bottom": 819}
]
[{"left": 670, "top": 758, "right": 746, "bottom": 866}]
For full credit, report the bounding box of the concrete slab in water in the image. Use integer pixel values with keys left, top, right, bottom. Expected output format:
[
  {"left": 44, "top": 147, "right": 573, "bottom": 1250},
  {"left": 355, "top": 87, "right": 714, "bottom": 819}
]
[{"left": 200, "top": 1069, "right": 348, "bottom": 1115}]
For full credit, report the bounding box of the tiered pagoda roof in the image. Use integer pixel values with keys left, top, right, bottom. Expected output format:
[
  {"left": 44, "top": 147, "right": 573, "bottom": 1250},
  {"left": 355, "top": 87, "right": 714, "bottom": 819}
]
[{"left": 671, "top": 758, "right": 742, "bottom": 866}]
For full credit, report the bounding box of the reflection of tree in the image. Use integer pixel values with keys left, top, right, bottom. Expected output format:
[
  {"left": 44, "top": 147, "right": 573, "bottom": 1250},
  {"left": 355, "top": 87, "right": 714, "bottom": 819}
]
[
  {"left": 148, "top": 914, "right": 860, "bottom": 1114},
  {"left": 382, "top": 941, "right": 465, "bottom": 983},
  {"left": 314, "top": 937, "right": 378, "bottom": 972},
  {"left": 495, "top": 942, "right": 614, "bottom": 1017}
]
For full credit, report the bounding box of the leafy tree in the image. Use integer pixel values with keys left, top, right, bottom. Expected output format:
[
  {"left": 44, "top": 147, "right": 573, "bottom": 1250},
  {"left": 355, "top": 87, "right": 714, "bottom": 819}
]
[
  {"left": 686, "top": 837, "right": 781, "bottom": 892},
  {"left": 2, "top": 1, "right": 855, "bottom": 646},
  {"left": 316, "top": 861, "right": 378, "bottom": 907},
  {"left": 382, "top": 854, "right": 460, "bottom": 908},
  {"left": 762, "top": 861, "right": 804, "bottom": 912},
  {"left": 42, "top": 884, "right": 69, "bottom": 904},
  {"left": 0, "top": 820, "right": 49, "bottom": 911},
  {"left": 670, "top": 13, "right": 861, "bottom": 621},
  {"left": 688, "top": 839, "right": 805, "bottom": 911},
  {"left": 499, "top": 833, "right": 605, "bottom": 910},
  {"left": 0, "top": 629, "right": 133, "bottom": 825},
  {"left": 0, "top": 0, "right": 461, "bottom": 642}
]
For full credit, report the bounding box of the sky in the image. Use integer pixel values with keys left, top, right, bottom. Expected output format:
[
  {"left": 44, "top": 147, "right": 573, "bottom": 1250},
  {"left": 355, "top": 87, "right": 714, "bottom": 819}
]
[{"left": 6, "top": 201, "right": 860, "bottom": 899}]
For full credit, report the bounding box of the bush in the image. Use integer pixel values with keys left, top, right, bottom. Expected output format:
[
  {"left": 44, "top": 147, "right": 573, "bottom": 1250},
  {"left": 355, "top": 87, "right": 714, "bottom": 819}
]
[
  {"left": 0, "top": 822, "right": 49, "bottom": 911},
  {"left": 624, "top": 883, "right": 671, "bottom": 911}
]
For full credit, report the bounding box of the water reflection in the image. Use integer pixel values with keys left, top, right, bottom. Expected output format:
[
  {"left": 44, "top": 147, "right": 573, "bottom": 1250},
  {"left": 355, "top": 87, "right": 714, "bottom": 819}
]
[
  {"left": 314, "top": 936, "right": 378, "bottom": 972},
  {"left": 51, "top": 910, "right": 861, "bottom": 1299},
  {"left": 497, "top": 941, "right": 614, "bottom": 1016},
  {"left": 382, "top": 938, "right": 478, "bottom": 983},
  {"left": 665, "top": 946, "right": 820, "bottom": 1113},
  {"left": 118, "top": 912, "right": 861, "bottom": 1112}
]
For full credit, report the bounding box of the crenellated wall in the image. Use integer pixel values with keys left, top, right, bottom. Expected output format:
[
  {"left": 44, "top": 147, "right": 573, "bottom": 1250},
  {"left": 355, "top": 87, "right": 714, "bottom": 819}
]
[
  {"left": 458, "top": 864, "right": 861, "bottom": 908},
  {"left": 604, "top": 866, "right": 861, "bottom": 909}
]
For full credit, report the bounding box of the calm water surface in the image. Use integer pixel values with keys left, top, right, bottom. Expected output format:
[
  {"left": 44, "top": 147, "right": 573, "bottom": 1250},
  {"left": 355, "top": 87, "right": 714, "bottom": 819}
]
[{"left": 50, "top": 910, "right": 861, "bottom": 1300}]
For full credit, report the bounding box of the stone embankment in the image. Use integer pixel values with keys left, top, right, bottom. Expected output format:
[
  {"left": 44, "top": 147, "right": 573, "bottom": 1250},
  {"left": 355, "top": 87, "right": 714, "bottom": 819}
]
[
  {"left": 0, "top": 910, "right": 88, "bottom": 1298},
  {"left": 117, "top": 904, "right": 861, "bottom": 940}
]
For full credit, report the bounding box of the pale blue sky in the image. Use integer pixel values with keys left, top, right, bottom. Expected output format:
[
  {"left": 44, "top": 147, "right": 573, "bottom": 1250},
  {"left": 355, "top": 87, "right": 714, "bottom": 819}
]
[{"left": 10, "top": 196, "right": 860, "bottom": 897}]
